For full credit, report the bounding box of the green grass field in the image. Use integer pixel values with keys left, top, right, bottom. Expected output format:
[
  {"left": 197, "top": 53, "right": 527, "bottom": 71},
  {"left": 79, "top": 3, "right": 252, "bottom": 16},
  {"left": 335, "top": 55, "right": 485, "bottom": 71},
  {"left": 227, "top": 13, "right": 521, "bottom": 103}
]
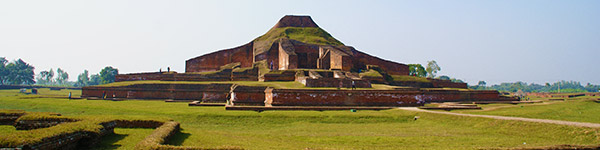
[
  {"left": 1, "top": 89, "right": 599, "bottom": 149},
  {"left": 456, "top": 96, "right": 600, "bottom": 124}
]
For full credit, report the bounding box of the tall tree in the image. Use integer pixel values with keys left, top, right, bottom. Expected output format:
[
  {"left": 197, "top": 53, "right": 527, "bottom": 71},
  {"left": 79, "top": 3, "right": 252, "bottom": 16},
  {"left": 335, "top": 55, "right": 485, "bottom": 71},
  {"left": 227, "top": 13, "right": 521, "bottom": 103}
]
[
  {"left": 426, "top": 60, "right": 441, "bottom": 78},
  {"left": 4, "top": 59, "right": 35, "bottom": 85},
  {"left": 55, "top": 68, "right": 69, "bottom": 85},
  {"left": 75, "top": 70, "right": 90, "bottom": 87},
  {"left": 408, "top": 64, "right": 427, "bottom": 77},
  {"left": 99, "top": 66, "right": 118, "bottom": 84},
  {"left": 36, "top": 68, "right": 55, "bottom": 85},
  {"left": 0, "top": 57, "right": 7, "bottom": 85},
  {"left": 89, "top": 74, "right": 101, "bottom": 85}
]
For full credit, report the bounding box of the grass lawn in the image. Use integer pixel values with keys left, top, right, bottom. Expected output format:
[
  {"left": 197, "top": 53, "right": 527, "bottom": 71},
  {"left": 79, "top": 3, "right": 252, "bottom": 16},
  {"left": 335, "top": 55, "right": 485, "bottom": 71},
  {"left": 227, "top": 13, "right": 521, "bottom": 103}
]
[
  {"left": 1, "top": 89, "right": 599, "bottom": 149},
  {"left": 455, "top": 96, "right": 600, "bottom": 124},
  {"left": 93, "top": 80, "right": 404, "bottom": 90},
  {"left": 93, "top": 128, "right": 155, "bottom": 150}
]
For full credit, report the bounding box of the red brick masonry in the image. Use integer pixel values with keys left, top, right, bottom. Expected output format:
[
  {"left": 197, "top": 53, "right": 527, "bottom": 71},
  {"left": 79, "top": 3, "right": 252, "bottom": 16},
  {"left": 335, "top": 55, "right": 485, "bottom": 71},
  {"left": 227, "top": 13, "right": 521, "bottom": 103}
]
[{"left": 83, "top": 83, "right": 512, "bottom": 106}]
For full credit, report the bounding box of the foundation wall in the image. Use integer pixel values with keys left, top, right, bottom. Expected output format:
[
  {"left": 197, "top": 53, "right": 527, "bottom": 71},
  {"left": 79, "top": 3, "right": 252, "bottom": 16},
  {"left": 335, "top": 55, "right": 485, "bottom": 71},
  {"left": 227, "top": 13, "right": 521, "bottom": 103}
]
[
  {"left": 303, "top": 78, "right": 371, "bottom": 88},
  {"left": 265, "top": 89, "right": 507, "bottom": 106}
]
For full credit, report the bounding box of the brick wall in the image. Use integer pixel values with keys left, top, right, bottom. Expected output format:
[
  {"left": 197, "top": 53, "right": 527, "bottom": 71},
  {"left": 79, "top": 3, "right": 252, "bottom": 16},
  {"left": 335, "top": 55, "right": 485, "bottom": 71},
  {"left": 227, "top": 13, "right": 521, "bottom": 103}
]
[
  {"left": 264, "top": 89, "right": 508, "bottom": 106},
  {"left": 185, "top": 42, "right": 254, "bottom": 73},
  {"left": 303, "top": 78, "right": 371, "bottom": 88},
  {"left": 430, "top": 79, "right": 468, "bottom": 89}
]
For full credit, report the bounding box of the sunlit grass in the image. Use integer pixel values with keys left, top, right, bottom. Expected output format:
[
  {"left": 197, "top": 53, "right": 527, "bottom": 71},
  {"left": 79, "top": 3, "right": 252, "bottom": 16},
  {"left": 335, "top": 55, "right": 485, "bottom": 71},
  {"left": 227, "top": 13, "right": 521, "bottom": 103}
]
[
  {"left": 456, "top": 96, "right": 600, "bottom": 123},
  {"left": 1, "top": 89, "right": 599, "bottom": 149}
]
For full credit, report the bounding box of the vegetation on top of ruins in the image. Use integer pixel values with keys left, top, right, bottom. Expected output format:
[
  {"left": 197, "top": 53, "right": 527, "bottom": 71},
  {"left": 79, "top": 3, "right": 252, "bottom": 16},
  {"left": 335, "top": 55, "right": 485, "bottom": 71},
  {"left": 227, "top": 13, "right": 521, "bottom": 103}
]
[
  {"left": 253, "top": 27, "right": 344, "bottom": 55},
  {"left": 1, "top": 89, "right": 599, "bottom": 149},
  {"left": 91, "top": 80, "right": 402, "bottom": 90},
  {"left": 391, "top": 75, "right": 431, "bottom": 83},
  {"left": 254, "top": 27, "right": 343, "bottom": 46},
  {"left": 219, "top": 62, "right": 241, "bottom": 70},
  {"left": 359, "top": 69, "right": 383, "bottom": 78}
]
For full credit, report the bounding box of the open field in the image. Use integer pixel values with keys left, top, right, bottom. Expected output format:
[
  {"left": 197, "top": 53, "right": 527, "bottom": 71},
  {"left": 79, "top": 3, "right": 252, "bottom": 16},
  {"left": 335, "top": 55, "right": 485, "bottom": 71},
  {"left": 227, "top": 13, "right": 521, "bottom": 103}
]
[
  {"left": 455, "top": 96, "right": 600, "bottom": 124},
  {"left": 1, "top": 89, "right": 599, "bottom": 149}
]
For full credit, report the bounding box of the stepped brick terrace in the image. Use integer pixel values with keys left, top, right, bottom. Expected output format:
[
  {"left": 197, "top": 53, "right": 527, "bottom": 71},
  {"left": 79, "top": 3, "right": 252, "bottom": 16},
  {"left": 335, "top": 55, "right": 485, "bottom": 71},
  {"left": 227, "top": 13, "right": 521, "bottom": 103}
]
[{"left": 82, "top": 15, "right": 518, "bottom": 107}]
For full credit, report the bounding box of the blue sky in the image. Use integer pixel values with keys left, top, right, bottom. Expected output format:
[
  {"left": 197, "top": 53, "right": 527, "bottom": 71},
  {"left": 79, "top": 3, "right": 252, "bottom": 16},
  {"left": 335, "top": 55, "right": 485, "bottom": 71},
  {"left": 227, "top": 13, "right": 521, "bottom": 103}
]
[{"left": 1, "top": 0, "right": 598, "bottom": 85}]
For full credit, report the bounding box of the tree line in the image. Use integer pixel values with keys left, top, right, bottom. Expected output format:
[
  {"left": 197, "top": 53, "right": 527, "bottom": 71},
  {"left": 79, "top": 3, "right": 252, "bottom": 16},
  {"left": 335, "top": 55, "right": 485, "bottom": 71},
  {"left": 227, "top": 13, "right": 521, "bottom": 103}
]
[
  {"left": 470, "top": 80, "right": 600, "bottom": 93},
  {"left": 0, "top": 57, "right": 118, "bottom": 87},
  {"left": 408, "top": 60, "right": 465, "bottom": 83}
]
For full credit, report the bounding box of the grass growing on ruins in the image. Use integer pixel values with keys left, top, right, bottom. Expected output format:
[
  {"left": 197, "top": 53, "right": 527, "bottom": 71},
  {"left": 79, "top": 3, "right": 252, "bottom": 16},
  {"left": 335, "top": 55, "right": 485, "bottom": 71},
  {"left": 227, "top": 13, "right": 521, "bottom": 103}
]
[
  {"left": 1, "top": 89, "right": 599, "bottom": 149},
  {"left": 456, "top": 96, "right": 600, "bottom": 123},
  {"left": 92, "top": 80, "right": 402, "bottom": 90},
  {"left": 254, "top": 27, "right": 343, "bottom": 47},
  {"left": 391, "top": 75, "right": 431, "bottom": 83}
]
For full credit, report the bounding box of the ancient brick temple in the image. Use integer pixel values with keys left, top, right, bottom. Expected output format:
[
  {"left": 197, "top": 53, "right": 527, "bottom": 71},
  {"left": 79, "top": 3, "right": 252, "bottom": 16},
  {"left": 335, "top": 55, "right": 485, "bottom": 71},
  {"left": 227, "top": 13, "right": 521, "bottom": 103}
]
[
  {"left": 185, "top": 15, "right": 409, "bottom": 75},
  {"left": 82, "top": 15, "right": 518, "bottom": 107}
]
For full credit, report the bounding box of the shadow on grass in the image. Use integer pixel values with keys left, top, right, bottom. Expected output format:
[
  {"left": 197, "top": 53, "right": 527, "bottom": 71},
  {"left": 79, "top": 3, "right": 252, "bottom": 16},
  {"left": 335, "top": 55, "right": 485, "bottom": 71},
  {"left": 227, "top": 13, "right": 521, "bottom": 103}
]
[
  {"left": 93, "top": 133, "right": 128, "bottom": 150},
  {"left": 166, "top": 129, "right": 192, "bottom": 146}
]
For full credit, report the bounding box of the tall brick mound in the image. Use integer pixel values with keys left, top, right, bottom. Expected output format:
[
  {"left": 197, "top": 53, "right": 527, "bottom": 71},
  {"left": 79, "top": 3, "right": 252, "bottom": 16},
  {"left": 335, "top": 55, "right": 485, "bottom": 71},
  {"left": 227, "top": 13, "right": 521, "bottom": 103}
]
[
  {"left": 83, "top": 15, "right": 520, "bottom": 107},
  {"left": 185, "top": 15, "right": 409, "bottom": 75}
]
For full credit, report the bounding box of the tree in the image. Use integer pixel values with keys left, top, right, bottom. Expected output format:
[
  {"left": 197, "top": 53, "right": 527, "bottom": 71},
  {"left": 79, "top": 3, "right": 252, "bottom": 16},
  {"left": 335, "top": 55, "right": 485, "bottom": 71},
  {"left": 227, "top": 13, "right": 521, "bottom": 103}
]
[
  {"left": 99, "top": 66, "right": 118, "bottom": 84},
  {"left": 0, "top": 57, "right": 7, "bottom": 85},
  {"left": 75, "top": 70, "right": 90, "bottom": 87},
  {"left": 426, "top": 60, "right": 441, "bottom": 78},
  {"left": 438, "top": 75, "right": 450, "bottom": 80},
  {"left": 55, "top": 68, "right": 69, "bottom": 85},
  {"left": 36, "top": 68, "right": 55, "bottom": 85},
  {"left": 89, "top": 74, "right": 101, "bottom": 86},
  {"left": 408, "top": 64, "right": 427, "bottom": 77},
  {"left": 477, "top": 81, "right": 486, "bottom": 87},
  {"left": 4, "top": 59, "right": 35, "bottom": 85}
]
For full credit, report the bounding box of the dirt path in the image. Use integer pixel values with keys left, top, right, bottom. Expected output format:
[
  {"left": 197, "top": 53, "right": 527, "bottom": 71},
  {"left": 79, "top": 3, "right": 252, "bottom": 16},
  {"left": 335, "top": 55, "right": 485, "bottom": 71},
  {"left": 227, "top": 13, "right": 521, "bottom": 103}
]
[
  {"left": 475, "top": 101, "right": 562, "bottom": 111},
  {"left": 399, "top": 107, "right": 600, "bottom": 128}
]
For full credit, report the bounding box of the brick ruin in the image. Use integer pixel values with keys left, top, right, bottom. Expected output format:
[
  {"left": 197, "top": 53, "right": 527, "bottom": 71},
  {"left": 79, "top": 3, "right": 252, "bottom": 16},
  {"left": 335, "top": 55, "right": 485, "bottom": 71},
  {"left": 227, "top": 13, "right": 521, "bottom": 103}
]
[
  {"left": 82, "top": 15, "right": 518, "bottom": 106},
  {"left": 185, "top": 15, "right": 409, "bottom": 75}
]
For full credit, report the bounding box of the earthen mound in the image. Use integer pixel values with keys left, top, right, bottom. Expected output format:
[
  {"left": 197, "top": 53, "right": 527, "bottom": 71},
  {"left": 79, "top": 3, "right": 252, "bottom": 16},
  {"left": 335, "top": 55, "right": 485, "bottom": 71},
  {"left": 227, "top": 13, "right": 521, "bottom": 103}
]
[{"left": 272, "top": 15, "right": 319, "bottom": 28}]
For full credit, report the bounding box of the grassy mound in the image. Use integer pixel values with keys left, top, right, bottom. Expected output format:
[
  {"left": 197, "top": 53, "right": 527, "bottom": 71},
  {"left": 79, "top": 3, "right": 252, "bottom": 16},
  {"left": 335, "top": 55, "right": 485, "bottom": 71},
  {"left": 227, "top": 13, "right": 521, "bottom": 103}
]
[
  {"left": 253, "top": 27, "right": 344, "bottom": 55},
  {"left": 392, "top": 75, "right": 431, "bottom": 83}
]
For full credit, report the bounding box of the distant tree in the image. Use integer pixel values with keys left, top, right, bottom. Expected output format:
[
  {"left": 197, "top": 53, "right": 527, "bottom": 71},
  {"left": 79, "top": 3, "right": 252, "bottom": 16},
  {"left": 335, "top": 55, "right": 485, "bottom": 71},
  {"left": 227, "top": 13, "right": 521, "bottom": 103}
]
[
  {"left": 4, "top": 59, "right": 35, "bottom": 85},
  {"left": 55, "top": 68, "right": 69, "bottom": 85},
  {"left": 408, "top": 64, "right": 427, "bottom": 77},
  {"left": 438, "top": 75, "right": 450, "bottom": 80},
  {"left": 99, "top": 66, "right": 118, "bottom": 84},
  {"left": 451, "top": 78, "right": 464, "bottom": 83},
  {"left": 36, "top": 68, "right": 55, "bottom": 85},
  {"left": 477, "top": 81, "right": 486, "bottom": 87},
  {"left": 89, "top": 74, "right": 101, "bottom": 86},
  {"left": 75, "top": 70, "right": 90, "bottom": 87},
  {"left": 0, "top": 57, "right": 7, "bottom": 85},
  {"left": 425, "top": 60, "right": 441, "bottom": 78}
]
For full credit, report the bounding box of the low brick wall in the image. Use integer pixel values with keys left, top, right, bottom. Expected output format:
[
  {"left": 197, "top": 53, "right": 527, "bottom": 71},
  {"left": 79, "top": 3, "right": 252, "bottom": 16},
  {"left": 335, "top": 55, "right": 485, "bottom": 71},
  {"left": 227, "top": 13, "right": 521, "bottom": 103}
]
[
  {"left": 232, "top": 86, "right": 268, "bottom": 106},
  {"left": 115, "top": 69, "right": 259, "bottom": 82},
  {"left": 82, "top": 84, "right": 233, "bottom": 102},
  {"left": 0, "top": 114, "right": 23, "bottom": 125},
  {"left": 302, "top": 78, "right": 371, "bottom": 88},
  {"left": 16, "top": 118, "right": 78, "bottom": 130},
  {"left": 262, "top": 70, "right": 296, "bottom": 81},
  {"left": 83, "top": 84, "right": 268, "bottom": 104},
  {"left": 421, "top": 89, "right": 504, "bottom": 102},
  {"left": 264, "top": 89, "right": 510, "bottom": 106},
  {"left": 7, "top": 121, "right": 117, "bottom": 150},
  {"left": 430, "top": 79, "right": 468, "bottom": 88},
  {"left": 265, "top": 89, "right": 424, "bottom": 106},
  {"left": 389, "top": 81, "right": 433, "bottom": 88}
]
